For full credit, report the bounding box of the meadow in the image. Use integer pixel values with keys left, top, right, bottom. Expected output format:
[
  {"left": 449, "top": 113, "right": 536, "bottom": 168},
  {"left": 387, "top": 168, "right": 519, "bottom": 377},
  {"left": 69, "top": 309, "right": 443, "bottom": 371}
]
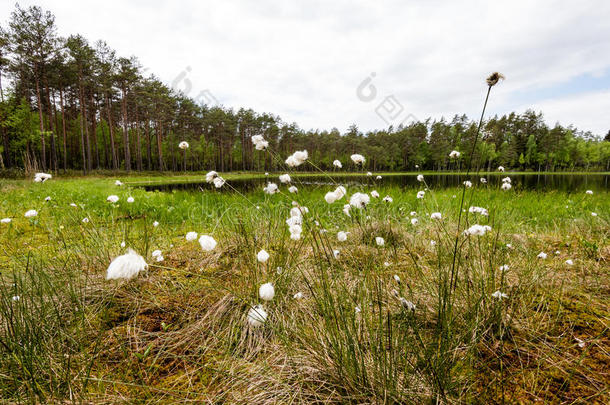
[{"left": 0, "top": 171, "right": 608, "bottom": 403}]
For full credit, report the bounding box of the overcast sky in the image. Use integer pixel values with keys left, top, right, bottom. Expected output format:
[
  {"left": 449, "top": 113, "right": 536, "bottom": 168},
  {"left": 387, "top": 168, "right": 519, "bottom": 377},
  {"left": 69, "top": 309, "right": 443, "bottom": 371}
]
[{"left": 2, "top": 0, "right": 609, "bottom": 136}]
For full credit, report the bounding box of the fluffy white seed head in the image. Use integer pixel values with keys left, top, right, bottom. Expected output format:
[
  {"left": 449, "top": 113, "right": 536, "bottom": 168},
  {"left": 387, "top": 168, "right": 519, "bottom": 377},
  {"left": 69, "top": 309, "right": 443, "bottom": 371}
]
[
  {"left": 107, "top": 195, "right": 119, "bottom": 203},
  {"left": 279, "top": 174, "right": 291, "bottom": 184},
  {"left": 259, "top": 282, "right": 275, "bottom": 301},
  {"left": 333, "top": 159, "right": 342, "bottom": 168},
  {"left": 337, "top": 231, "right": 348, "bottom": 242},
  {"left": 257, "top": 249, "right": 270, "bottom": 263},
  {"left": 247, "top": 305, "right": 268, "bottom": 327},
  {"left": 430, "top": 212, "right": 442, "bottom": 220},
  {"left": 186, "top": 232, "right": 198, "bottom": 241},
  {"left": 24, "top": 209, "right": 38, "bottom": 218},
  {"left": 349, "top": 192, "right": 370, "bottom": 209},
  {"left": 199, "top": 235, "right": 217, "bottom": 251},
  {"left": 106, "top": 249, "right": 148, "bottom": 280},
  {"left": 350, "top": 154, "right": 365, "bottom": 164},
  {"left": 205, "top": 171, "right": 218, "bottom": 183},
  {"left": 375, "top": 237, "right": 385, "bottom": 246},
  {"left": 178, "top": 141, "right": 189, "bottom": 149}
]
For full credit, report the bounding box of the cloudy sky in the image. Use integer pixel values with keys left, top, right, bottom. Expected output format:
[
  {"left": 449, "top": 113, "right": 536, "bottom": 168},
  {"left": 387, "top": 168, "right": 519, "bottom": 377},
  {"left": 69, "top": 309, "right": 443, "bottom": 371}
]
[{"left": 3, "top": 0, "right": 609, "bottom": 136}]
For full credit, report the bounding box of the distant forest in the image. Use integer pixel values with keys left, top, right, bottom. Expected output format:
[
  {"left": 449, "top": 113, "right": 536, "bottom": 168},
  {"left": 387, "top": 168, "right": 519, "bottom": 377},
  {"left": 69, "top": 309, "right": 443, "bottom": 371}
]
[{"left": 0, "top": 4, "right": 609, "bottom": 174}]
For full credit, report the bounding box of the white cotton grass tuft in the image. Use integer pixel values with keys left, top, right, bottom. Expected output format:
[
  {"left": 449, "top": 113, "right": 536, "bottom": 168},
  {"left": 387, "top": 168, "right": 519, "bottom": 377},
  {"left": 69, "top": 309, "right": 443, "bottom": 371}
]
[
  {"left": 120, "top": 241, "right": 126, "bottom": 248},
  {"left": 106, "top": 249, "right": 148, "bottom": 280},
  {"left": 342, "top": 204, "right": 351, "bottom": 217},
  {"left": 199, "top": 235, "right": 217, "bottom": 251},
  {"left": 565, "top": 259, "right": 574, "bottom": 266},
  {"left": 464, "top": 224, "right": 491, "bottom": 236},
  {"left": 349, "top": 192, "right": 370, "bottom": 209},
  {"left": 178, "top": 141, "right": 189, "bottom": 149},
  {"left": 417, "top": 174, "right": 424, "bottom": 182},
  {"left": 107, "top": 195, "right": 119, "bottom": 203},
  {"left": 257, "top": 249, "right": 270, "bottom": 263},
  {"left": 263, "top": 182, "right": 279, "bottom": 194},
  {"left": 430, "top": 212, "right": 442, "bottom": 220},
  {"left": 376, "top": 175, "right": 382, "bottom": 180},
  {"left": 213, "top": 177, "right": 226, "bottom": 188},
  {"left": 251, "top": 135, "right": 269, "bottom": 150},
  {"left": 350, "top": 154, "right": 365, "bottom": 165},
  {"left": 371, "top": 190, "right": 380, "bottom": 198},
  {"left": 375, "top": 236, "right": 385, "bottom": 246},
  {"left": 288, "top": 186, "right": 298, "bottom": 193},
  {"left": 480, "top": 177, "right": 487, "bottom": 183},
  {"left": 279, "top": 173, "right": 291, "bottom": 184},
  {"left": 33, "top": 172, "right": 52, "bottom": 183},
  {"left": 333, "top": 249, "right": 340, "bottom": 259},
  {"left": 247, "top": 305, "right": 268, "bottom": 327},
  {"left": 591, "top": 212, "right": 597, "bottom": 217},
  {"left": 24, "top": 210, "right": 38, "bottom": 218},
  {"left": 499, "top": 264, "right": 509, "bottom": 271},
  {"left": 289, "top": 224, "right": 302, "bottom": 240},
  {"left": 501, "top": 182, "right": 512, "bottom": 191},
  {"left": 293, "top": 292, "right": 304, "bottom": 299},
  {"left": 45, "top": 196, "right": 51, "bottom": 201},
  {"left": 537, "top": 252, "right": 547, "bottom": 259},
  {"left": 285, "top": 150, "right": 308, "bottom": 167},
  {"left": 1, "top": 218, "right": 12, "bottom": 224},
  {"left": 151, "top": 249, "right": 162, "bottom": 258},
  {"left": 82, "top": 217, "right": 89, "bottom": 223},
  {"left": 417, "top": 190, "right": 425, "bottom": 199},
  {"left": 393, "top": 274, "right": 401, "bottom": 283},
  {"left": 186, "top": 231, "right": 198, "bottom": 241},
  {"left": 333, "top": 159, "right": 342, "bottom": 168},
  {"left": 491, "top": 290, "right": 508, "bottom": 299},
  {"left": 153, "top": 221, "right": 159, "bottom": 227},
  {"left": 259, "top": 282, "right": 275, "bottom": 301},
  {"left": 205, "top": 171, "right": 218, "bottom": 183},
  {"left": 383, "top": 195, "right": 393, "bottom": 203},
  {"left": 337, "top": 231, "right": 348, "bottom": 242},
  {"left": 70, "top": 203, "right": 77, "bottom": 207},
  {"left": 115, "top": 180, "right": 123, "bottom": 186},
  {"left": 366, "top": 171, "right": 373, "bottom": 176},
  {"left": 324, "top": 186, "right": 347, "bottom": 204},
  {"left": 463, "top": 180, "right": 472, "bottom": 188},
  {"left": 411, "top": 218, "right": 418, "bottom": 225},
  {"left": 449, "top": 150, "right": 460, "bottom": 158},
  {"left": 127, "top": 196, "right": 135, "bottom": 203},
  {"left": 497, "top": 166, "right": 505, "bottom": 172},
  {"left": 469, "top": 206, "right": 489, "bottom": 216},
  {"left": 585, "top": 190, "right": 593, "bottom": 195}
]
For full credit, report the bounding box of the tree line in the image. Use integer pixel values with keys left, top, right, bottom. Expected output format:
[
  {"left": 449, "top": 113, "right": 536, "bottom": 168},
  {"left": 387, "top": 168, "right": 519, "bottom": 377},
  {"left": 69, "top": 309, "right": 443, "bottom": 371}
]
[{"left": 0, "top": 4, "right": 609, "bottom": 175}]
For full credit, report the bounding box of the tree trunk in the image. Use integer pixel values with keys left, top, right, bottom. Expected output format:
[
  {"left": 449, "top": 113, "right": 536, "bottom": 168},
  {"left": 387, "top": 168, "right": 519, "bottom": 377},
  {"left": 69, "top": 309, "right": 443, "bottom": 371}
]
[
  {"left": 121, "top": 87, "right": 131, "bottom": 172},
  {"left": 90, "top": 94, "right": 99, "bottom": 169},
  {"left": 105, "top": 94, "right": 118, "bottom": 170},
  {"left": 156, "top": 120, "right": 164, "bottom": 171},
  {"left": 59, "top": 88, "right": 68, "bottom": 172},
  {"left": 35, "top": 77, "right": 47, "bottom": 170},
  {"left": 134, "top": 105, "right": 142, "bottom": 171}
]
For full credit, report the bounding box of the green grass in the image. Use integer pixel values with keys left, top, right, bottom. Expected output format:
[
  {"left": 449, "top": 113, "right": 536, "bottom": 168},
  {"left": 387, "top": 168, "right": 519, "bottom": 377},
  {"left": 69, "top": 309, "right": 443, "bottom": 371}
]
[{"left": 0, "top": 174, "right": 608, "bottom": 403}]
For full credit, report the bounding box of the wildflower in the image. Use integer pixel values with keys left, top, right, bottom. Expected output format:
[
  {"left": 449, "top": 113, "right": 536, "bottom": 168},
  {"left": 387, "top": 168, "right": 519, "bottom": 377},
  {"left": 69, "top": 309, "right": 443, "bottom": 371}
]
[
  {"left": 417, "top": 174, "right": 424, "bottom": 182},
  {"left": 469, "top": 206, "right": 489, "bottom": 216},
  {"left": 264, "top": 172, "right": 269, "bottom": 176},
  {"left": 24, "top": 209, "right": 38, "bottom": 218},
  {"left": 591, "top": 212, "right": 597, "bottom": 217},
  {"left": 1, "top": 218, "right": 11, "bottom": 224},
  {"left": 285, "top": 150, "right": 308, "bottom": 167},
  {"left": 186, "top": 232, "right": 198, "bottom": 241},
  {"left": 178, "top": 141, "right": 189, "bottom": 149},
  {"left": 257, "top": 249, "right": 270, "bottom": 263},
  {"left": 288, "top": 186, "right": 298, "bottom": 193},
  {"left": 45, "top": 196, "right": 51, "bottom": 201},
  {"left": 565, "top": 259, "right": 574, "bottom": 266},
  {"left": 12, "top": 295, "right": 20, "bottom": 301},
  {"left": 383, "top": 195, "right": 393, "bottom": 203},
  {"left": 367, "top": 171, "right": 373, "bottom": 176},
  {"left": 585, "top": 190, "right": 593, "bottom": 195},
  {"left": 376, "top": 175, "right": 382, "bottom": 180},
  {"left": 199, "top": 235, "right": 217, "bottom": 251},
  {"left": 333, "top": 159, "right": 342, "bottom": 168},
  {"left": 463, "top": 180, "right": 472, "bottom": 188},
  {"left": 279, "top": 173, "right": 291, "bottom": 184},
  {"left": 151, "top": 249, "right": 162, "bottom": 258},
  {"left": 120, "top": 241, "right": 126, "bottom": 248},
  {"left": 325, "top": 191, "right": 340, "bottom": 204},
  {"left": 506, "top": 243, "right": 513, "bottom": 249},
  {"left": 384, "top": 261, "right": 391, "bottom": 267},
  {"left": 497, "top": 166, "right": 505, "bottom": 172},
  {"left": 355, "top": 305, "right": 361, "bottom": 314},
  {"left": 82, "top": 217, "right": 89, "bottom": 223},
  {"left": 480, "top": 177, "right": 487, "bottom": 183},
  {"left": 371, "top": 190, "right": 380, "bottom": 198},
  {"left": 464, "top": 224, "right": 490, "bottom": 236},
  {"left": 337, "top": 231, "right": 348, "bottom": 242},
  {"left": 70, "top": 203, "right": 77, "bottom": 207},
  {"left": 502, "top": 177, "right": 511, "bottom": 184},
  {"left": 263, "top": 182, "right": 279, "bottom": 194},
  {"left": 106, "top": 249, "right": 148, "bottom": 280},
  {"left": 501, "top": 182, "right": 512, "bottom": 191},
  {"left": 286, "top": 216, "right": 301, "bottom": 227},
  {"left": 491, "top": 290, "right": 508, "bottom": 299},
  {"left": 399, "top": 297, "right": 416, "bottom": 311},
  {"left": 205, "top": 171, "right": 218, "bottom": 182},
  {"left": 486, "top": 72, "right": 505, "bottom": 87},
  {"left": 33, "top": 172, "right": 52, "bottom": 182},
  {"left": 334, "top": 186, "right": 347, "bottom": 199},
  {"left": 350, "top": 154, "right": 365, "bottom": 165},
  {"left": 411, "top": 218, "right": 418, "bottom": 225},
  {"left": 115, "top": 180, "right": 123, "bottom": 186},
  {"left": 259, "top": 282, "right": 275, "bottom": 301},
  {"left": 212, "top": 176, "right": 225, "bottom": 188},
  {"left": 499, "top": 265, "right": 509, "bottom": 271},
  {"left": 107, "top": 195, "right": 119, "bottom": 203},
  {"left": 289, "top": 224, "right": 302, "bottom": 240},
  {"left": 430, "top": 212, "right": 442, "bottom": 220},
  {"left": 375, "top": 237, "right": 385, "bottom": 246},
  {"left": 555, "top": 250, "right": 561, "bottom": 255},
  {"left": 410, "top": 211, "right": 417, "bottom": 216},
  {"left": 349, "top": 192, "right": 370, "bottom": 209},
  {"left": 127, "top": 196, "right": 135, "bottom": 203},
  {"left": 247, "top": 305, "right": 267, "bottom": 327},
  {"left": 537, "top": 252, "right": 547, "bottom": 259},
  {"left": 251, "top": 135, "right": 269, "bottom": 150},
  {"left": 430, "top": 240, "right": 437, "bottom": 246},
  {"left": 343, "top": 204, "right": 351, "bottom": 217},
  {"left": 393, "top": 274, "right": 401, "bottom": 283},
  {"left": 449, "top": 150, "right": 461, "bottom": 158},
  {"left": 293, "top": 292, "right": 304, "bottom": 299},
  {"left": 417, "top": 190, "right": 425, "bottom": 199},
  {"left": 333, "top": 249, "right": 340, "bottom": 259},
  {"left": 153, "top": 221, "right": 159, "bottom": 227}
]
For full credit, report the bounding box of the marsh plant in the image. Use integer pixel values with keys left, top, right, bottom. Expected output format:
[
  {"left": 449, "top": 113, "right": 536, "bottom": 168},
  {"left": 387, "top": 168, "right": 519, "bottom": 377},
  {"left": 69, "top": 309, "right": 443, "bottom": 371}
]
[{"left": 0, "top": 73, "right": 608, "bottom": 403}]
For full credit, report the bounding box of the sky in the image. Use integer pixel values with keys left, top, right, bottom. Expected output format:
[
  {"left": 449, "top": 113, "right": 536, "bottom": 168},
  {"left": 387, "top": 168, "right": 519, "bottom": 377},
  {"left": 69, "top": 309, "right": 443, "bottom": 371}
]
[{"left": 2, "top": 0, "right": 609, "bottom": 136}]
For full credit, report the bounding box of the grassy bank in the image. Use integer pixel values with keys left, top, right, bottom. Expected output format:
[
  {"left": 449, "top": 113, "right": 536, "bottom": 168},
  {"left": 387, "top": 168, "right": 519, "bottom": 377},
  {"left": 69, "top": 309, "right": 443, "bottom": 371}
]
[{"left": 0, "top": 174, "right": 608, "bottom": 403}]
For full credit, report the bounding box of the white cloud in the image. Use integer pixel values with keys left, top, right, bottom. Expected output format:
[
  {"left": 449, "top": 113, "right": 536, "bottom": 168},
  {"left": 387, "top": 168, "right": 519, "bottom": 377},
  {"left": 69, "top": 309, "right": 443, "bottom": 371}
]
[{"left": 2, "top": 0, "right": 609, "bottom": 135}]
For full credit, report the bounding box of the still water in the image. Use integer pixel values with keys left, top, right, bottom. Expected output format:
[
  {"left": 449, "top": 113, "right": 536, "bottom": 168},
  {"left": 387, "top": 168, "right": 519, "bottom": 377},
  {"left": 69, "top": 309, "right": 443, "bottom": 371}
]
[{"left": 138, "top": 173, "right": 609, "bottom": 193}]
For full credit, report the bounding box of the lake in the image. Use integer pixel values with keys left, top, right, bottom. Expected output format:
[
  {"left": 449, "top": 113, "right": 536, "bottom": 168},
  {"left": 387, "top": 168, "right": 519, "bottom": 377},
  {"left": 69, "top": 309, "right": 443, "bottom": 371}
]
[{"left": 136, "top": 173, "right": 609, "bottom": 193}]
